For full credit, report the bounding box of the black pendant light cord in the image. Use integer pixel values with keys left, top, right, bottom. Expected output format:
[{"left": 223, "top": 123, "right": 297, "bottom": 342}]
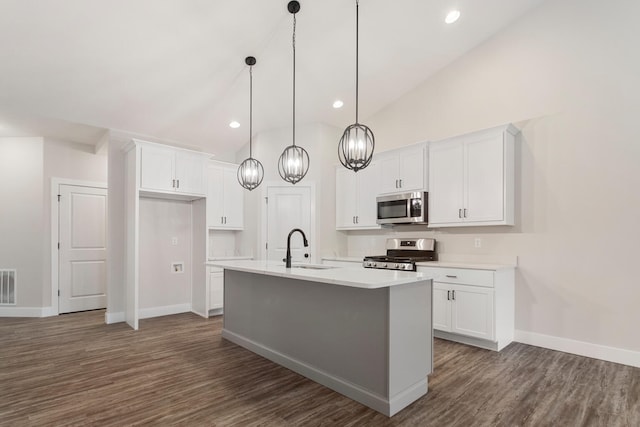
[
  {"left": 249, "top": 64, "right": 253, "bottom": 158},
  {"left": 292, "top": 13, "right": 297, "bottom": 147},
  {"left": 355, "top": 0, "right": 359, "bottom": 124}
]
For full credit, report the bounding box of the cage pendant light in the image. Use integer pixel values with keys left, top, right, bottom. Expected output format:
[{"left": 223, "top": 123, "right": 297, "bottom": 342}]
[
  {"left": 338, "top": 0, "right": 374, "bottom": 172},
  {"left": 237, "top": 56, "right": 264, "bottom": 191},
  {"left": 278, "top": 0, "right": 310, "bottom": 185}
]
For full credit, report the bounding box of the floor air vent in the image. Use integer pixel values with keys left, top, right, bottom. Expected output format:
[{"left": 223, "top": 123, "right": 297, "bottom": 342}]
[{"left": 0, "top": 269, "right": 16, "bottom": 305}]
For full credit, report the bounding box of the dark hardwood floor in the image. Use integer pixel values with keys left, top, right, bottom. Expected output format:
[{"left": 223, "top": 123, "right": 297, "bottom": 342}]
[{"left": 1, "top": 310, "right": 638, "bottom": 426}]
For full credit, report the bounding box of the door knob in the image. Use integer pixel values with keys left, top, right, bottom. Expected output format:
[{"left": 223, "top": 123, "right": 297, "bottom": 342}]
[{"left": 304, "top": 253, "right": 309, "bottom": 258}]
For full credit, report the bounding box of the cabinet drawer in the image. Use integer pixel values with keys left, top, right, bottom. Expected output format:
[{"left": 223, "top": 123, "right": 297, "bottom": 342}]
[{"left": 418, "top": 267, "right": 494, "bottom": 288}]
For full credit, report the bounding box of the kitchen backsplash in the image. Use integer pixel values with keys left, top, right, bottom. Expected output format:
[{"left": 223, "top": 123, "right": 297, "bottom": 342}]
[
  {"left": 208, "top": 230, "right": 240, "bottom": 258},
  {"left": 346, "top": 228, "right": 517, "bottom": 266}
]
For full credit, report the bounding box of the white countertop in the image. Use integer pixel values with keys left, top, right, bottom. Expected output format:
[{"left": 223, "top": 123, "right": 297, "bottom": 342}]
[
  {"left": 207, "top": 256, "right": 253, "bottom": 262},
  {"left": 320, "top": 256, "right": 363, "bottom": 263},
  {"left": 209, "top": 260, "right": 434, "bottom": 289},
  {"left": 416, "top": 261, "right": 515, "bottom": 271}
]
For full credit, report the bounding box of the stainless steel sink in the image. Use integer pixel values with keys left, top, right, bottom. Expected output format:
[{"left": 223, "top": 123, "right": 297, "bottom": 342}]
[{"left": 292, "top": 264, "right": 337, "bottom": 270}]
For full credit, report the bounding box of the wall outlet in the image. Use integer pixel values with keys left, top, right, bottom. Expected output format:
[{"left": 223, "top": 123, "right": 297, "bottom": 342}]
[
  {"left": 171, "top": 237, "right": 178, "bottom": 245},
  {"left": 474, "top": 238, "right": 482, "bottom": 248},
  {"left": 171, "top": 262, "right": 184, "bottom": 273}
]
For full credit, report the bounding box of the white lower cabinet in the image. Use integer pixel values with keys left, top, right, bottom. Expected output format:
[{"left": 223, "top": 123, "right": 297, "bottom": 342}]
[
  {"left": 207, "top": 267, "right": 224, "bottom": 315},
  {"left": 419, "top": 265, "right": 514, "bottom": 351}
]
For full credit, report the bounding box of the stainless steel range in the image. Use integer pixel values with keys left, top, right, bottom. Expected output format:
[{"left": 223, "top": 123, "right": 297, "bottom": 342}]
[{"left": 363, "top": 238, "right": 437, "bottom": 271}]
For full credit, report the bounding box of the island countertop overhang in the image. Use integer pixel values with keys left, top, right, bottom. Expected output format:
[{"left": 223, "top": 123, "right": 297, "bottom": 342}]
[{"left": 209, "top": 260, "right": 434, "bottom": 289}]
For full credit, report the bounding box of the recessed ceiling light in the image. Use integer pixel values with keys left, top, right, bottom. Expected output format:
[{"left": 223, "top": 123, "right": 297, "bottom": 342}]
[
  {"left": 229, "top": 121, "right": 240, "bottom": 128},
  {"left": 333, "top": 100, "right": 344, "bottom": 109},
  {"left": 445, "top": 10, "right": 460, "bottom": 24}
]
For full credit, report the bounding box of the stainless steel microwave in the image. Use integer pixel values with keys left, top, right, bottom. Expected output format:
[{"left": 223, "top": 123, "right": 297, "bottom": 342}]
[{"left": 376, "top": 192, "right": 428, "bottom": 225}]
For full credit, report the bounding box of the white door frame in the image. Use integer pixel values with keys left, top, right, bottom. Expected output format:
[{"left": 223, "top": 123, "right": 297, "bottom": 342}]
[
  {"left": 51, "top": 178, "right": 108, "bottom": 315},
  {"left": 260, "top": 181, "right": 317, "bottom": 262}
]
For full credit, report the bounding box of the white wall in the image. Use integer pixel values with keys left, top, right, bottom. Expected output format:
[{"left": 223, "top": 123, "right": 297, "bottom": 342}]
[
  {"left": 349, "top": 0, "right": 640, "bottom": 354},
  {"left": 0, "top": 137, "right": 107, "bottom": 314},
  {"left": 0, "top": 138, "right": 43, "bottom": 309},
  {"left": 138, "top": 198, "right": 192, "bottom": 309}
]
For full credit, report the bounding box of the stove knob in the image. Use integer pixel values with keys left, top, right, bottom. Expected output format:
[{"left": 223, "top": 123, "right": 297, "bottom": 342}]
[
  {"left": 380, "top": 263, "right": 387, "bottom": 268},
  {"left": 394, "top": 263, "right": 400, "bottom": 269}
]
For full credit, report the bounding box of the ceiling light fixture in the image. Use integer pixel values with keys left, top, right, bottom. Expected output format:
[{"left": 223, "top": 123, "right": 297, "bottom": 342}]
[
  {"left": 229, "top": 121, "right": 240, "bottom": 128},
  {"left": 338, "top": 0, "right": 374, "bottom": 173},
  {"left": 237, "top": 56, "right": 264, "bottom": 191},
  {"left": 333, "top": 100, "right": 344, "bottom": 109},
  {"left": 445, "top": 10, "right": 460, "bottom": 24},
  {"left": 278, "top": 0, "right": 310, "bottom": 185}
]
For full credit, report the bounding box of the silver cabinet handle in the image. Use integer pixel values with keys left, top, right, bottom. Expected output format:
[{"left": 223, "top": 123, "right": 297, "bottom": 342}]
[
  {"left": 172, "top": 179, "right": 176, "bottom": 188},
  {"left": 445, "top": 275, "right": 458, "bottom": 278},
  {"left": 447, "top": 290, "right": 451, "bottom": 301},
  {"left": 355, "top": 216, "right": 359, "bottom": 224},
  {"left": 458, "top": 209, "right": 462, "bottom": 218},
  {"left": 463, "top": 208, "right": 467, "bottom": 218},
  {"left": 221, "top": 216, "right": 224, "bottom": 224},
  {"left": 399, "top": 179, "right": 402, "bottom": 188},
  {"left": 452, "top": 290, "right": 456, "bottom": 300},
  {"left": 176, "top": 179, "right": 180, "bottom": 189}
]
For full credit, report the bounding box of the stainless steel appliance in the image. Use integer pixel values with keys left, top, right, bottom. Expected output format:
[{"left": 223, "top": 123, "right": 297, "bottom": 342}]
[
  {"left": 376, "top": 192, "right": 428, "bottom": 225},
  {"left": 363, "top": 238, "right": 436, "bottom": 271}
]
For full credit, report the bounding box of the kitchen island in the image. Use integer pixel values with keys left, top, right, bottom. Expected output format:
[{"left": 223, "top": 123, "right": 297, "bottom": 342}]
[{"left": 209, "top": 260, "right": 434, "bottom": 416}]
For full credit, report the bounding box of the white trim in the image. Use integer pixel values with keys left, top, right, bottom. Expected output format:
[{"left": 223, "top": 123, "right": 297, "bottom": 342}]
[
  {"left": 105, "top": 311, "right": 125, "bottom": 324},
  {"left": 138, "top": 303, "right": 191, "bottom": 320},
  {"left": 41, "top": 306, "right": 57, "bottom": 317},
  {"left": 260, "top": 181, "right": 317, "bottom": 262},
  {"left": 515, "top": 330, "right": 640, "bottom": 368},
  {"left": 0, "top": 306, "right": 49, "bottom": 317},
  {"left": 51, "top": 178, "right": 107, "bottom": 317}
]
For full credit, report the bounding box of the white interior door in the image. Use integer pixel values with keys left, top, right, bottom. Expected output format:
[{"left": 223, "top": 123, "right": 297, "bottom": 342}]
[
  {"left": 266, "top": 185, "right": 313, "bottom": 264},
  {"left": 59, "top": 184, "right": 108, "bottom": 313}
]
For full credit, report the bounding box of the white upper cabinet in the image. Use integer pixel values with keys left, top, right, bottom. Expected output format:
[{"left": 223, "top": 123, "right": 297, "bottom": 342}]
[
  {"left": 428, "top": 124, "right": 517, "bottom": 227},
  {"left": 139, "top": 142, "right": 206, "bottom": 196},
  {"left": 378, "top": 144, "right": 428, "bottom": 194},
  {"left": 336, "top": 162, "right": 381, "bottom": 230},
  {"left": 206, "top": 162, "right": 244, "bottom": 230}
]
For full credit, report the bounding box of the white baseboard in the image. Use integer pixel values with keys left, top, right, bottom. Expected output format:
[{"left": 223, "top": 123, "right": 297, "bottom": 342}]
[
  {"left": 515, "top": 330, "right": 640, "bottom": 368},
  {"left": 0, "top": 306, "right": 51, "bottom": 317},
  {"left": 138, "top": 303, "right": 191, "bottom": 320},
  {"left": 105, "top": 311, "right": 125, "bottom": 324}
]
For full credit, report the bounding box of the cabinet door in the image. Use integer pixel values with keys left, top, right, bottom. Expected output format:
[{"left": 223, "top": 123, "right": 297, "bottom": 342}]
[
  {"left": 206, "top": 166, "right": 225, "bottom": 227},
  {"left": 398, "top": 146, "right": 425, "bottom": 192},
  {"left": 428, "top": 140, "right": 465, "bottom": 225},
  {"left": 336, "top": 168, "right": 358, "bottom": 229},
  {"left": 209, "top": 271, "right": 224, "bottom": 310},
  {"left": 140, "top": 144, "right": 175, "bottom": 192},
  {"left": 222, "top": 167, "right": 243, "bottom": 229},
  {"left": 450, "top": 284, "right": 494, "bottom": 341},
  {"left": 355, "top": 162, "right": 380, "bottom": 227},
  {"left": 379, "top": 155, "right": 400, "bottom": 194},
  {"left": 432, "top": 283, "right": 452, "bottom": 332},
  {"left": 175, "top": 150, "right": 205, "bottom": 195},
  {"left": 465, "top": 133, "right": 505, "bottom": 223}
]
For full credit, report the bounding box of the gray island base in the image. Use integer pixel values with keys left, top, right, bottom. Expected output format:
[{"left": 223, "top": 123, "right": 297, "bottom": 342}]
[{"left": 216, "top": 261, "right": 433, "bottom": 417}]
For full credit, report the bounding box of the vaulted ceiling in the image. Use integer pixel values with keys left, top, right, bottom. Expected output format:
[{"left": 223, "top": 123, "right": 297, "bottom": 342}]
[{"left": 0, "top": 0, "right": 545, "bottom": 154}]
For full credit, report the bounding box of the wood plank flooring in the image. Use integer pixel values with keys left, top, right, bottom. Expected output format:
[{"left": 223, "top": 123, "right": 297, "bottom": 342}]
[{"left": 1, "top": 310, "right": 638, "bottom": 426}]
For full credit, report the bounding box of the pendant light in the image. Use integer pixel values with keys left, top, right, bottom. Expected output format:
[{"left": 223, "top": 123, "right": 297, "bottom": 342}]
[
  {"left": 278, "top": 0, "right": 310, "bottom": 185},
  {"left": 338, "top": 0, "right": 374, "bottom": 172},
  {"left": 237, "top": 56, "right": 264, "bottom": 191}
]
